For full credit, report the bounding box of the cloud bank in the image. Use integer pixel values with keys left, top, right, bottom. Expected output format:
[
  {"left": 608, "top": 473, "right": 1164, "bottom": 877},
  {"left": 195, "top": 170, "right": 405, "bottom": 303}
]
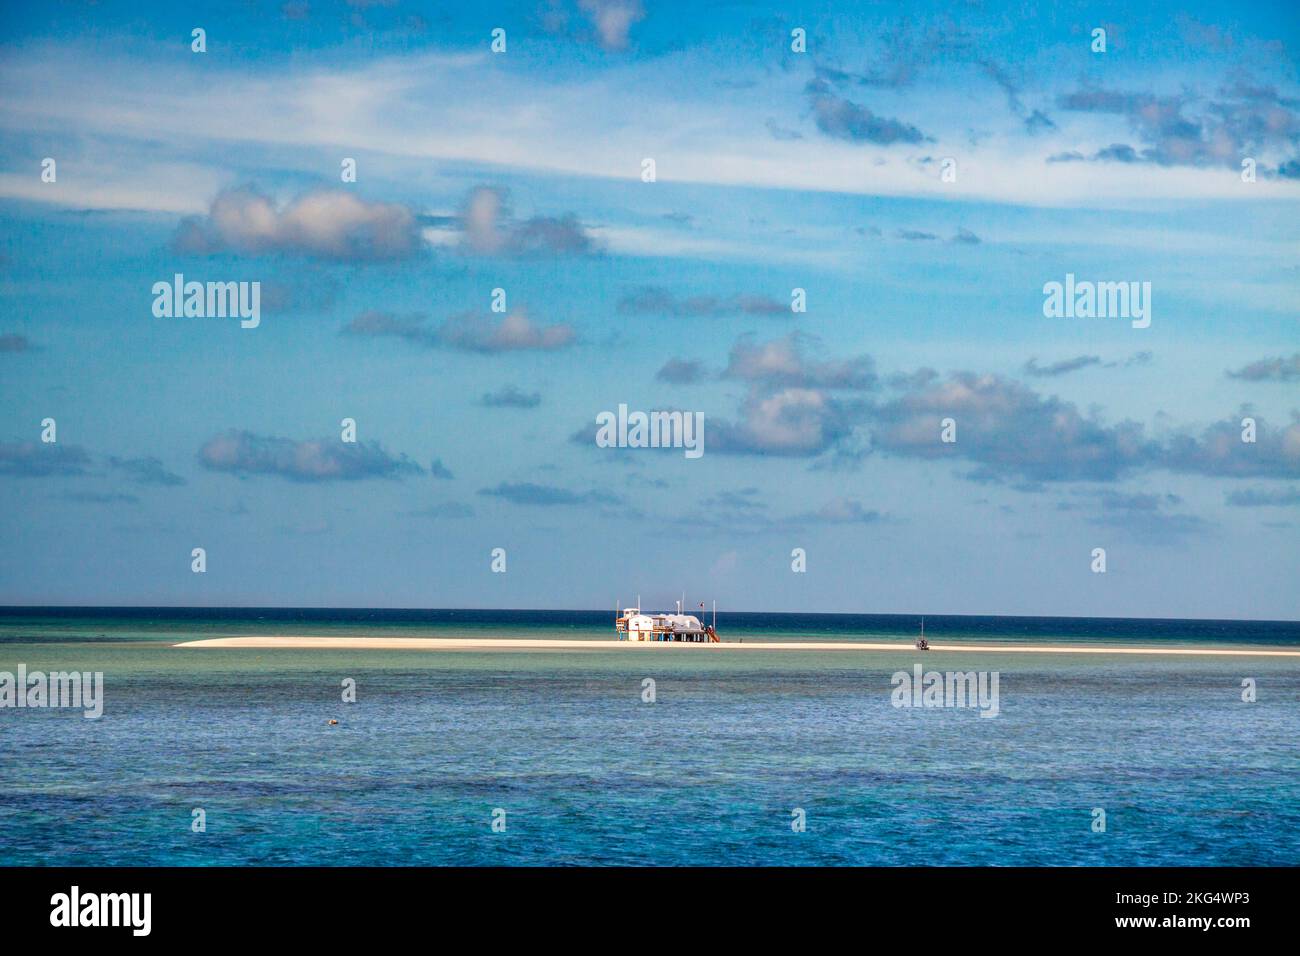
[
  {"left": 198, "top": 431, "right": 424, "bottom": 481},
  {"left": 173, "top": 187, "right": 422, "bottom": 261}
]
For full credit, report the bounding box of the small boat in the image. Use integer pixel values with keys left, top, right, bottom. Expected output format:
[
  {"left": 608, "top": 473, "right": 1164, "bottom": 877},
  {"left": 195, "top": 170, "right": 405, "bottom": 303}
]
[
  {"left": 916, "top": 616, "right": 929, "bottom": 651},
  {"left": 616, "top": 598, "right": 719, "bottom": 643}
]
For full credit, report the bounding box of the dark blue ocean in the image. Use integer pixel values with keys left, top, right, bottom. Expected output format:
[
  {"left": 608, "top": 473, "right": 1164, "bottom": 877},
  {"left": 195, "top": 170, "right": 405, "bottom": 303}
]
[{"left": 1, "top": 608, "right": 1297, "bottom": 865}]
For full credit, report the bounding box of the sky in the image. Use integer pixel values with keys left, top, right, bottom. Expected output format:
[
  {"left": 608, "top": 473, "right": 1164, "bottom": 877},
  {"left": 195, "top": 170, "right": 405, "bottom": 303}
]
[{"left": 0, "top": 0, "right": 1297, "bottom": 618}]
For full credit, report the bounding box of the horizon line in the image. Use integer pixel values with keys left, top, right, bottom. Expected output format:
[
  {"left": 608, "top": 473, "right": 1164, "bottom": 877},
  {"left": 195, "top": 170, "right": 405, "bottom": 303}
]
[{"left": 1, "top": 604, "right": 1298, "bottom": 626}]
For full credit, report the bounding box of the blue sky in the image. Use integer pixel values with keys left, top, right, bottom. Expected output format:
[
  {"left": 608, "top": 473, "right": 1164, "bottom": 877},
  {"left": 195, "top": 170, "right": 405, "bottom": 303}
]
[{"left": 1, "top": 0, "right": 1297, "bottom": 617}]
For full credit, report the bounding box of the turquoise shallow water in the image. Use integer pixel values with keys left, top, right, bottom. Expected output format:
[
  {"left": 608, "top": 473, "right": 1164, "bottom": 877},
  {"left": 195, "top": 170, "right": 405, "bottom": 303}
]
[{"left": 1, "top": 609, "right": 1297, "bottom": 865}]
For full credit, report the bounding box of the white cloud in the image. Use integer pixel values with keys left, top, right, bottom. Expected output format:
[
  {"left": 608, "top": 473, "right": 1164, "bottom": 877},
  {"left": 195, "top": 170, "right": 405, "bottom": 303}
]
[
  {"left": 0, "top": 162, "right": 224, "bottom": 214},
  {"left": 173, "top": 186, "right": 421, "bottom": 260},
  {"left": 578, "top": 0, "right": 645, "bottom": 52},
  {"left": 4, "top": 42, "right": 1298, "bottom": 214}
]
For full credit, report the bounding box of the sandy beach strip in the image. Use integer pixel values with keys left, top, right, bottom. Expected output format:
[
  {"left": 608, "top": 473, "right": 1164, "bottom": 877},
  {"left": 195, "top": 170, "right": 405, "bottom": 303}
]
[{"left": 173, "top": 636, "right": 1300, "bottom": 657}]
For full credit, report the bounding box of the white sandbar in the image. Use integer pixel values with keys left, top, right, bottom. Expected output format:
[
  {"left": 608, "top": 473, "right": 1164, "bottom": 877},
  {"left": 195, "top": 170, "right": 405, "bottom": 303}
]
[{"left": 173, "top": 636, "right": 1300, "bottom": 657}]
